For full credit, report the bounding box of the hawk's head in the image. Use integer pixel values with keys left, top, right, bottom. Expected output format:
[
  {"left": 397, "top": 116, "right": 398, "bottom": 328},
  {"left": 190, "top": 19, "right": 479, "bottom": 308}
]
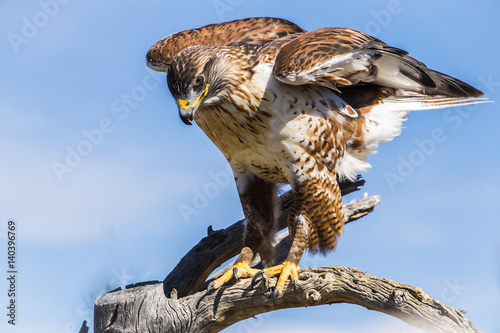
[{"left": 167, "top": 45, "right": 236, "bottom": 125}]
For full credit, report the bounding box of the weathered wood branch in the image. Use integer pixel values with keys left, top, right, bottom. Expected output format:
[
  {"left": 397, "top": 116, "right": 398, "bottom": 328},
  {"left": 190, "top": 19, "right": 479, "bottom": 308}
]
[{"left": 95, "top": 266, "right": 480, "bottom": 333}]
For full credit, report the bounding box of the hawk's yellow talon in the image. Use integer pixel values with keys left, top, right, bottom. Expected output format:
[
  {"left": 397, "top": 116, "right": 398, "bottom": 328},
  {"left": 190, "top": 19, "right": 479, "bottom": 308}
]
[
  {"left": 261, "top": 261, "right": 301, "bottom": 298},
  {"left": 251, "top": 270, "right": 266, "bottom": 288},
  {"left": 208, "top": 261, "right": 260, "bottom": 291}
]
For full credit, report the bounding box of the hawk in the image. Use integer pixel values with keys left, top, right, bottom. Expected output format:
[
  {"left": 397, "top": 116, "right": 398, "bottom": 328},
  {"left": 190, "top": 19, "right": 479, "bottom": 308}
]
[{"left": 147, "top": 17, "right": 485, "bottom": 299}]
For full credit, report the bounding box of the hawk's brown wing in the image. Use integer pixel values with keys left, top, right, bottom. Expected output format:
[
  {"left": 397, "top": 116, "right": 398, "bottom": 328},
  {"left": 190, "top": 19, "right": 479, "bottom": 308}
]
[
  {"left": 274, "top": 27, "right": 482, "bottom": 98},
  {"left": 147, "top": 17, "right": 305, "bottom": 72}
]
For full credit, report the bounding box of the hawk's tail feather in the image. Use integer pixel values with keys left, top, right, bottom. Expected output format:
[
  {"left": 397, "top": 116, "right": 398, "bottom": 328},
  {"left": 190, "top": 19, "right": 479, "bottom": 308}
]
[
  {"left": 380, "top": 93, "right": 491, "bottom": 112},
  {"left": 422, "top": 68, "right": 484, "bottom": 98},
  {"left": 336, "top": 93, "right": 490, "bottom": 181},
  {"left": 373, "top": 51, "right": 484, "bottom": 98}
]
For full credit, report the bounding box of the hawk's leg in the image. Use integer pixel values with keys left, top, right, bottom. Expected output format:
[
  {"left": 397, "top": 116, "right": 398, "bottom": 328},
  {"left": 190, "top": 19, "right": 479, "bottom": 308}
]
[
  {"left": 208, "top": 173, "right": 277, "bottom": 291},
  {"left": 253, "top": 165, "right": 345, "bottom": 299},
  {"left": 252, "top": 213, "right": 307, "bottom": 299}
]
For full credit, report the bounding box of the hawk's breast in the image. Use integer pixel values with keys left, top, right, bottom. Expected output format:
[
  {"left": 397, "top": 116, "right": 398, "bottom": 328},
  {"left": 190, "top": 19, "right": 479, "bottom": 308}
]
[{"left": 195, "top": 72, "right": 355, "bottom": 184}]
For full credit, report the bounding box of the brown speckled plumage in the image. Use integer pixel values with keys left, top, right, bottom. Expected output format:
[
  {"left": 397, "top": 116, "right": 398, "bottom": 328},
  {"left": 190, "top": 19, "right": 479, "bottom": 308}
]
[
  {"left": 147, "top": 17, "right": 305, "bottom": 72},
  {"left": 147, "top": 17, "right": 485, "bottom": 297}
]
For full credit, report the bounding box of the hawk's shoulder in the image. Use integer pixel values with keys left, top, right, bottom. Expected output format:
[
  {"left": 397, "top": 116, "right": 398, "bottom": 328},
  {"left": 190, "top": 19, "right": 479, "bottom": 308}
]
[{"left": 146, "top": 17, "right": 305, "bottom": 72}]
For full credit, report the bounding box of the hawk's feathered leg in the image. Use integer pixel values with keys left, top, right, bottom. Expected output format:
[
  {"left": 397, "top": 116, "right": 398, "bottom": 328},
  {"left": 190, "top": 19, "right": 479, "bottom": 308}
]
[
  {"left": 209, "top": 173, "right": 278, "bottom": 290},
  {"left": 254, "top": 164, "right": 345, "bottom": 298}
]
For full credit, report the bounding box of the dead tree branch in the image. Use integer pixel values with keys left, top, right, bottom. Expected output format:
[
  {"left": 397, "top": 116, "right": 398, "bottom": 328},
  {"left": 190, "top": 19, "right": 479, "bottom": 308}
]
[{"left": 95, "top": 266, "right": 480, "bottom": 333}]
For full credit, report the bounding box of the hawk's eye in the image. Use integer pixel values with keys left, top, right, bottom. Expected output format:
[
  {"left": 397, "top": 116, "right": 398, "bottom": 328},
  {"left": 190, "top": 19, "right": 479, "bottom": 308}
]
[{"left": 194, "top": 74, "right": 205, "bottom": 87}]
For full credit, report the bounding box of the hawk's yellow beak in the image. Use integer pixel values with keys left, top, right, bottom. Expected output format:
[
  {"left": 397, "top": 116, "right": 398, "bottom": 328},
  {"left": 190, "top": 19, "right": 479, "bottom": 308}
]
[{"left": 177, "top": 84, "right": 210, "bottom": 125}]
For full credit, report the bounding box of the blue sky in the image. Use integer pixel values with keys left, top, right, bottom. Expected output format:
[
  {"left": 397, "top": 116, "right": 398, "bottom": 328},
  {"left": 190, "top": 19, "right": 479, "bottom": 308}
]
[{"left": 0, "top": 0, "right": 499, "bottom": 332}]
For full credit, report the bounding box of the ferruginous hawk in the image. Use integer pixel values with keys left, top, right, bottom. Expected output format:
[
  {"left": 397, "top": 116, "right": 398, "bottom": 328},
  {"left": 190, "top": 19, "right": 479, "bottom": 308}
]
[{"left": 146, "top": 17, "right": 485, "bottom": 299}]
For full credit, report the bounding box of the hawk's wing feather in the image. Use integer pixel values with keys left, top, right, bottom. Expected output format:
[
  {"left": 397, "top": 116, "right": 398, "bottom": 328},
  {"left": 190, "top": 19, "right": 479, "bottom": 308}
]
[
  {"left": 147, "top": 17, "right": 305, "bottom": 72},
  {"left": 274, "top": 27, "right": 483, "bottom": 98}
]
